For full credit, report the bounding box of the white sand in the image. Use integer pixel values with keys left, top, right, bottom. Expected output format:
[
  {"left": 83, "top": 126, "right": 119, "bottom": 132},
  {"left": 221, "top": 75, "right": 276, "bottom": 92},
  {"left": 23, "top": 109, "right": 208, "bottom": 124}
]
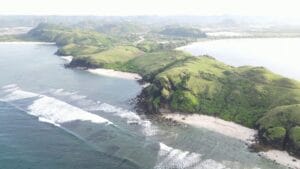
[
  {"left": 163, "top": 113, "right": 300, "bottom": 168},
  {"left": 162, "top": 113, "right": 257, "bottom": 144},
  {"left": 87, "top": 68, "right": 142, "bottom": 80},
  {"left": 259, "top": 150, "right": 300, "bottom": 169},
  {"left": 0, "top": 41, "right": 55, "bottom": 45}
]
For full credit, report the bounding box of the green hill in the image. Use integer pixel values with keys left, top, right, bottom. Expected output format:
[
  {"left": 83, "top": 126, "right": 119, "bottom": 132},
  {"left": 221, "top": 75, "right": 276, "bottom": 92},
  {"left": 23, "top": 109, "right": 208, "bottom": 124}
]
[
  {"left": 12, "top": 23, "right": 300, "bottom": 156},
  {"left": 159, "top": 26, "right": 207, "bottom": 38},
  {"left": 28, "top": 23, "right": 113, "bottom": 46},
  {"left": 69, "top": 45, "right": 144, "bottom": 68},
  {"left": 137, "top": 54, "right": 300, "bottom": 155}
]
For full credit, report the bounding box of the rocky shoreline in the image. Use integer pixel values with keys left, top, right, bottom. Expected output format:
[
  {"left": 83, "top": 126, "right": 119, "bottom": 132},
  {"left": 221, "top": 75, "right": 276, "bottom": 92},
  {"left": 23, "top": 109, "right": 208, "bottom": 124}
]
[{"left": 157, "top": 111, "right": 300, "bottom": 169}]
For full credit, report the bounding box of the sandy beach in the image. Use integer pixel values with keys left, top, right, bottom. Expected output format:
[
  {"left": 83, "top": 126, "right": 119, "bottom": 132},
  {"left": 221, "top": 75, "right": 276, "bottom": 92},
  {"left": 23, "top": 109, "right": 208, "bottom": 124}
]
[
  {"left": 259, "top": 150, "right": 300, "bottom": 169},
  {"left": 162, "top": 113, "right": 257, "bottom": 144},
  {"left": 87, "top": 68, "right": 142, "bottom": 80},
  {"left": 162, "top": 113, "right": 300, "bottom": 169}
]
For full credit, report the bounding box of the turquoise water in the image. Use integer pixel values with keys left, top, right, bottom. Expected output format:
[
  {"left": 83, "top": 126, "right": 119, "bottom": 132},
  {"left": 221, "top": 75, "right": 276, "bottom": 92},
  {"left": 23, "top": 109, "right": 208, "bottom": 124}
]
[{"left": 0, "top": 44, "right": 287, "bottom": 169}]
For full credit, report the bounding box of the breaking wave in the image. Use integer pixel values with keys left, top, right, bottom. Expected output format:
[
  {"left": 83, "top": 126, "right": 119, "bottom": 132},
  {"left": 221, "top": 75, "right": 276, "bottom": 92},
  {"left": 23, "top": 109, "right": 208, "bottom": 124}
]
[
  {"left": 155, "top": 143, "right": 231, "bottom": 169},
  {"left": 0, "top": 84, "right": 112, "bottom": 126},
  {"left": 48, "top": 88, "right": 158, "bottom": 136}
]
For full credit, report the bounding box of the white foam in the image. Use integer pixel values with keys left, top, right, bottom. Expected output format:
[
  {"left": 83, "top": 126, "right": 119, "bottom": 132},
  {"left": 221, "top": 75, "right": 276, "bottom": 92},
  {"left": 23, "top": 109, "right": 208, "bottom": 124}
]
[
  {"left": 1, "top": 89, "right": 38, "bottom": 101},
  {"left": 156, "top": 143, "right": 235, "bottom": 169},
  {"left": 156, "top": 143, "right": 202, "bottom": 169},
  {"left": 48, "top": 88, "right": 158, "bottom": 136},
  {"left": 97, "top": 103, "right": 157, "bottom": 136},
  {"left": 38, "top": 117, "right": 61, "bottom": 127},
  {"left": 98, "top": 103, "right": 141, "bottom": 123},
  {"left": 156, "top": 142, "right": 266, "bottom": 169},
  {"left": 2, "top": 84, "right": 18, "bottom": 89},
  {"left": 198, "top": 159, "right": 229, "bottom": 169},
  {"left": 28, "top": 96, "right": 112, "bottom": 125},
  {"left": 51, "top": 89, "right": 86, "bottom": 100},
  {"left": 1, "top": 84, "right": 20, "bottom": 93},
  {"left": 0, "top": 86, "right": 112, "bottom": 126}
]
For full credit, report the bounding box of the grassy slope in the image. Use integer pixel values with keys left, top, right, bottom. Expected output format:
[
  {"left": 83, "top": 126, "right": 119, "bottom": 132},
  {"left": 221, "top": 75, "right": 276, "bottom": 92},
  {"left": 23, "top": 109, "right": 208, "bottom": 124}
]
[
  {"left": 28, "top": 23, "right": 113, "bottom": 47},
  {"left": 114, "top": 50, "right": 191, "bottom": 80},
  {"left": 75, "top": 45, "right": 144, "bottom": 68},
  {"left": 140, "top": 55, "right": 300, "bottom": 155},
  {"left": 9, "top": 23, "right": 300, "bottom": 155},
  {"left": 27, "top": 23, "right": 145, "bottom": 68}
]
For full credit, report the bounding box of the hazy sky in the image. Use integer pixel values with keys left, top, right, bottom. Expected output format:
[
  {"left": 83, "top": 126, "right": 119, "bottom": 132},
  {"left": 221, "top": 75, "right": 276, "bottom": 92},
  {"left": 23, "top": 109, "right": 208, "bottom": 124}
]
[{"left": 0, "top": 0, "right": 299, "bottom": 17}]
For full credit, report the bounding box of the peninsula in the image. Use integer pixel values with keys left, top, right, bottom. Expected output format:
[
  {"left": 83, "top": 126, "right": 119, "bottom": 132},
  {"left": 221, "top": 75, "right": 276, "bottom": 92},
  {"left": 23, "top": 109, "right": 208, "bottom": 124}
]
[{"left": 3, "top": 22, "right": 300, "bottom": 161}]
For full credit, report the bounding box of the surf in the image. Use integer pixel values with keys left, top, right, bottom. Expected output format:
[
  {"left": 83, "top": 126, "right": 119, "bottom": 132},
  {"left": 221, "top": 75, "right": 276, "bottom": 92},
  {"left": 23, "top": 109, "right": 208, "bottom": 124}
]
[{"left": 0, "top": 84, "right": 112, "bottom": 126}]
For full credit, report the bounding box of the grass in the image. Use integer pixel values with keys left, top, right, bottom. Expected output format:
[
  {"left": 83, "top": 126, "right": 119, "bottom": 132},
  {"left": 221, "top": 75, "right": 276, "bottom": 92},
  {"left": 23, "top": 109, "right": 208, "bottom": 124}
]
[
  {"left": 289, "top": 126, "right": 300, "bottom": 151},
  {"left": 263, "top": 127, "right": 286, "bottom": 145},
  {"left": 15, "top": 23, "right": 300, "bottom": 155},
  {"left": 117, "top": 50, "right": 191, "bottom": 79},
  {"left": 138, "top": 54, "right": 300, "bottom": 154},
  {"left": 84, "top": 45, "right": 144, "bottom": 66},
  {"left": 160, "top": 26, "right": 207, "bottom": 38},
  {"left": 28, "top": 23, "right": 114, "bottom": 51},
  {"left": 56, "top": 43, "right": 105, "bottom": 56}
]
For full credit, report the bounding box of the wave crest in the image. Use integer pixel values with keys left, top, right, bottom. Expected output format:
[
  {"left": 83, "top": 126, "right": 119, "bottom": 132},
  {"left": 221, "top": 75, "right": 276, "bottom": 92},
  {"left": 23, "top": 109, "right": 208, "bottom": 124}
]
[{"left": 0, "top": 85, "right": 112, "bottom": 126}]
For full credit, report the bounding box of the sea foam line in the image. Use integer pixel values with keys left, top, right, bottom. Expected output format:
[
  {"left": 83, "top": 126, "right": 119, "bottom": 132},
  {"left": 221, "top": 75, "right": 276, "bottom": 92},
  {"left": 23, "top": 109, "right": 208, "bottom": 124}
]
[
  {"left": 48, "top": 88, "right": 158, "bottom": 136},
  {"left": 28, "top": 96, "right": 112, "bottom": 126},
  {"left": 155, "top": 143, "right": 232, "bottom": 169},
  {"left": 0, "top": 85, "right": 112, "bottom": 126}
]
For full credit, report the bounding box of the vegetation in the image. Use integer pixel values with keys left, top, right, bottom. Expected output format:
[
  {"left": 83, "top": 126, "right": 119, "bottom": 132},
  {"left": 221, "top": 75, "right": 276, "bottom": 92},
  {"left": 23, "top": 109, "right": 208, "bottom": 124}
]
[
  {"left": 70, "top": 45, "right": 144, "bottom": 68},
  {"left": 159, "top": 26, "right": 207, "bottom": 38},
  {"left": 114, "top": 50, "right": 191, "bottom": 80},
  {"left": 289, "top": 126, "right": 300, "bottom": 154},
  {"left": 28, "top": 23, "right": 114, "bottom": 47},
  {"left": 136, "top": 40, "right": 189, "bottom": 52},
  {"left": 2, "top": 22, "right": 300, "bottom": 156},
  {"left": 262, "top": 127, "right": 286, "bottom": 148},
  {"left": 143, "top": 56, "right": 300, "bottom": 155},
  {"left": 258, "top": 105, "right": 300, "bottom": 153}
]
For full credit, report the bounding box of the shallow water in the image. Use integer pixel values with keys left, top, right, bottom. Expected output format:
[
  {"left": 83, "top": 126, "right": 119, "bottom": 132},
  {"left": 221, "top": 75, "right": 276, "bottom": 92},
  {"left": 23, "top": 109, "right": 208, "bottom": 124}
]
[
  {"left": 179, "top": 38, "right": 300, "bottom": 81},
  {"left": 0, "top": 44, "right": 287, "bottom": 169}
]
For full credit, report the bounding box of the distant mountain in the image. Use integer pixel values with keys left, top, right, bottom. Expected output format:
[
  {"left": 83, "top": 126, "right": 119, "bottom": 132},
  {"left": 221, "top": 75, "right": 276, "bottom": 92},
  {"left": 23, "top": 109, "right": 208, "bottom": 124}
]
[
  {"left": 1, "top": 15, "right": 300, "bottom": 32},
  {"left": 159, "top": 26, "right": 207, "bottom": 38}
]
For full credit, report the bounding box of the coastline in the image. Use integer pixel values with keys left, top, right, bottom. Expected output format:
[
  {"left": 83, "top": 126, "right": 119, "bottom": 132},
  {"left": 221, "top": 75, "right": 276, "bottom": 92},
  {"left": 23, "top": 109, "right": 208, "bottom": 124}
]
[
  {"left": 0, "top": 42, "right": 142, "bottom": 81},
  {"left": 162, "top": 112, "right": 300, "bottom": 169},
  {"left": 87, "top": 68, "right": 142, "bottom": 80},
  {"left": 259, "top": 150, "right": 300, "bottom": 169},
  {"left": 176, "top": 36, "right": 300, "bottom": 51},
  {"left": 0, "top": 41, "right": 55, "bottom": 45},
  {"left": 162, "top": 113, "right": 257, "bottom": 144},
  {"left": 2, "top": 37, "right": 299, "bottom": 168}
]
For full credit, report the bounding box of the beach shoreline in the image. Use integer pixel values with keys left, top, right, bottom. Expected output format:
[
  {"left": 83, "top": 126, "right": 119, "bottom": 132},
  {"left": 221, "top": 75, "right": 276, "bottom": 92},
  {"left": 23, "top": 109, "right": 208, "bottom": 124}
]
[
  {"left": 87, "top": 68, "right": 142, "bottom": 80},
  {"left": 162, "top": 112, "right": 300, "bottom": 169},
  {"left": 162, "top": 113, "right": 257, "bottom": 144}
]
